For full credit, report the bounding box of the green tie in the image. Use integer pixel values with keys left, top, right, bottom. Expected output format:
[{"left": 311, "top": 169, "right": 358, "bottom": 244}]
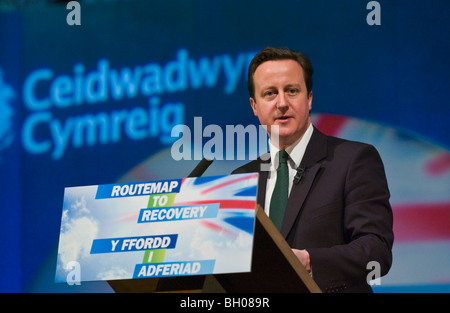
[{"left": 269, "top": 150, "right": 289, "bottom": 230}]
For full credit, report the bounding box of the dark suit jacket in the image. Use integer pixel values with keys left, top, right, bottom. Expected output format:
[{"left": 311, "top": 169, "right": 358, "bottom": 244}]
[{"left": 232, "top": 127, "right": 394, "bottom": 293}]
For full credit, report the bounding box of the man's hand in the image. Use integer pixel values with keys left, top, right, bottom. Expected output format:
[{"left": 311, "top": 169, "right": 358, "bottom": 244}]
[{"left": 292, "top": 249, "right": 312, "bottom": 273}]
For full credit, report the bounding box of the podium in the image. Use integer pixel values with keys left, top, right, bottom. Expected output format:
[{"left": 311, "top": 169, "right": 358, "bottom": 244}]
[{"left": 108, "top": 205, "right": 321, "bottom": 293}]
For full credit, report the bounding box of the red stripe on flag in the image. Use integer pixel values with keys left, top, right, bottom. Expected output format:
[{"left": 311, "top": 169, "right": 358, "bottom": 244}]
[
  {"left": 200, "top": 174, "right": 259, "bottom": 195},
  {"left": 314, "top": 114, "right": 348, "bottom": 137},
  {"left": 424, "top": 152, "right": 450, "bottom": 176},
  {"left": 393, "top": 203, "right": 450, "bottom": 242},
  {"left": 175, "top": 199, "right": 256, "bottom": 209},
  {"left": 200, "top": 220, "right": 236, "bottom": 237}
]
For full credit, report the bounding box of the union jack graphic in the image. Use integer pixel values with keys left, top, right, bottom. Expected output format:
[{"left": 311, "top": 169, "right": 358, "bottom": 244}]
[
  {"left": 313, "top": 114, "right": 450, "bottom": 287},
  {"left": 174, "top": 173, "right": 258, "bottom": 237}
]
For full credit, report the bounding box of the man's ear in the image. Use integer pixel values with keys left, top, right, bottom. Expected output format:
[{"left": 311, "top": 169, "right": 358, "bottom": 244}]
[
  {"left": 250, "top": 97, "right": 258, "bottom": 116},
  {"left": 307, "top": 91, "right": 313, "bottom": 112}
]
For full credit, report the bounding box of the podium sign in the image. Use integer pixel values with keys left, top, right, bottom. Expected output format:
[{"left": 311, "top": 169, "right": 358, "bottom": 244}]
[{"left": 55, "top": 173, "right": 258, "bottom": 283}]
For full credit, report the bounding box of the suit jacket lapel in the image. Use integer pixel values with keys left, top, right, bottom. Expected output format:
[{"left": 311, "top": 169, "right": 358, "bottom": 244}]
[{"left": 280, "top": 127, "right": 328, "bottom": 238}]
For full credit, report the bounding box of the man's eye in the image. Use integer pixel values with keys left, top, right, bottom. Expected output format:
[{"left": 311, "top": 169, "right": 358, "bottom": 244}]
[{"left": 288, "top": 89, "right": 298, "bottom": 94}]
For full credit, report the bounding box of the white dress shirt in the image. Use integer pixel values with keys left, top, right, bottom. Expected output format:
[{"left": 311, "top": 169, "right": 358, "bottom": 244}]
[{"left": 264, "top": 123, "right": 314, "bottom": 215}]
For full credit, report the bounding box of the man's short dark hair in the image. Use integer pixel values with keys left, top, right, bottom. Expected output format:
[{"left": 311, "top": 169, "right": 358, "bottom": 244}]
[{"left": 247, "top": 47, "right": 313, "bottom": 99}]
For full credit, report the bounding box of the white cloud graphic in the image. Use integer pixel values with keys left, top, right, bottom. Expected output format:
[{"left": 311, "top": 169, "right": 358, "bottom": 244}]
[
  {"left": 188, "top": 223, "right": 253, "bottom": 273},
  {"left": 58, "top": 197, "right": 99, "bottom": 271},
  {"left": 96, "top": 266, "right": 131, "bottom": 280}
]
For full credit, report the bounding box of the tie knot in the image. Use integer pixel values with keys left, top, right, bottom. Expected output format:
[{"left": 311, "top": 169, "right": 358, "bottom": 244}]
[{"left": 278, "top": 150, "right": 289, "bottom": 165}]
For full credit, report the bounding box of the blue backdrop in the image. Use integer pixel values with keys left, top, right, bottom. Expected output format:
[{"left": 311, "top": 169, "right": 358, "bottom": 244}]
[{"left": 1, "top": 0, "right": 449, "bottom": 292}]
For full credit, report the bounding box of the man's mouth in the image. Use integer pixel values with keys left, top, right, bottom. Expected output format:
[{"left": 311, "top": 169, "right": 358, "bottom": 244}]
[{"left": 276, "top": 115, "right": 291, "bottom": 122}]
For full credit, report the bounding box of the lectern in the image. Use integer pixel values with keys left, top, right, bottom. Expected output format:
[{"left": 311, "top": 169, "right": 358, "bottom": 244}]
[{"left": 108, "top": 205, "right": 321, "bottom": 293}]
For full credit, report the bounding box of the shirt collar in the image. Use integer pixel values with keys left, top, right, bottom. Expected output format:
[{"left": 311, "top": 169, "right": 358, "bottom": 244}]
[{"left": 268, "top": 123, "right": 314, "bottom": 170}]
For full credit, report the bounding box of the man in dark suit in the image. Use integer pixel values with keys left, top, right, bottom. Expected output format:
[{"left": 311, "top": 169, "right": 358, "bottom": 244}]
[{"left": 232, "top": 47, "right": 394, "bottom": 292}]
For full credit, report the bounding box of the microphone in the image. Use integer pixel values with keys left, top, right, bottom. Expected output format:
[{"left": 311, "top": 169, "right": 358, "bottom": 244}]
[
  {"left": 294, "top": 166, "right": 306, "bottom": 184},
  {"left": 188, "top": 158, "right": 213, "bottom": 177}
]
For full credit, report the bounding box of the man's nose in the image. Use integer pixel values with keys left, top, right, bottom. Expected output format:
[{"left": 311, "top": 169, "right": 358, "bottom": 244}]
[{"left": 276, "top": 92, "right": 289, "bottom": 110}]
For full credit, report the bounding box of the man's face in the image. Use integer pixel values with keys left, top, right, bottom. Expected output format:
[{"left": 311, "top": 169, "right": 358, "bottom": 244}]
[{"left": 250, "top": 59, "right": 312, "bottom": 149}]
